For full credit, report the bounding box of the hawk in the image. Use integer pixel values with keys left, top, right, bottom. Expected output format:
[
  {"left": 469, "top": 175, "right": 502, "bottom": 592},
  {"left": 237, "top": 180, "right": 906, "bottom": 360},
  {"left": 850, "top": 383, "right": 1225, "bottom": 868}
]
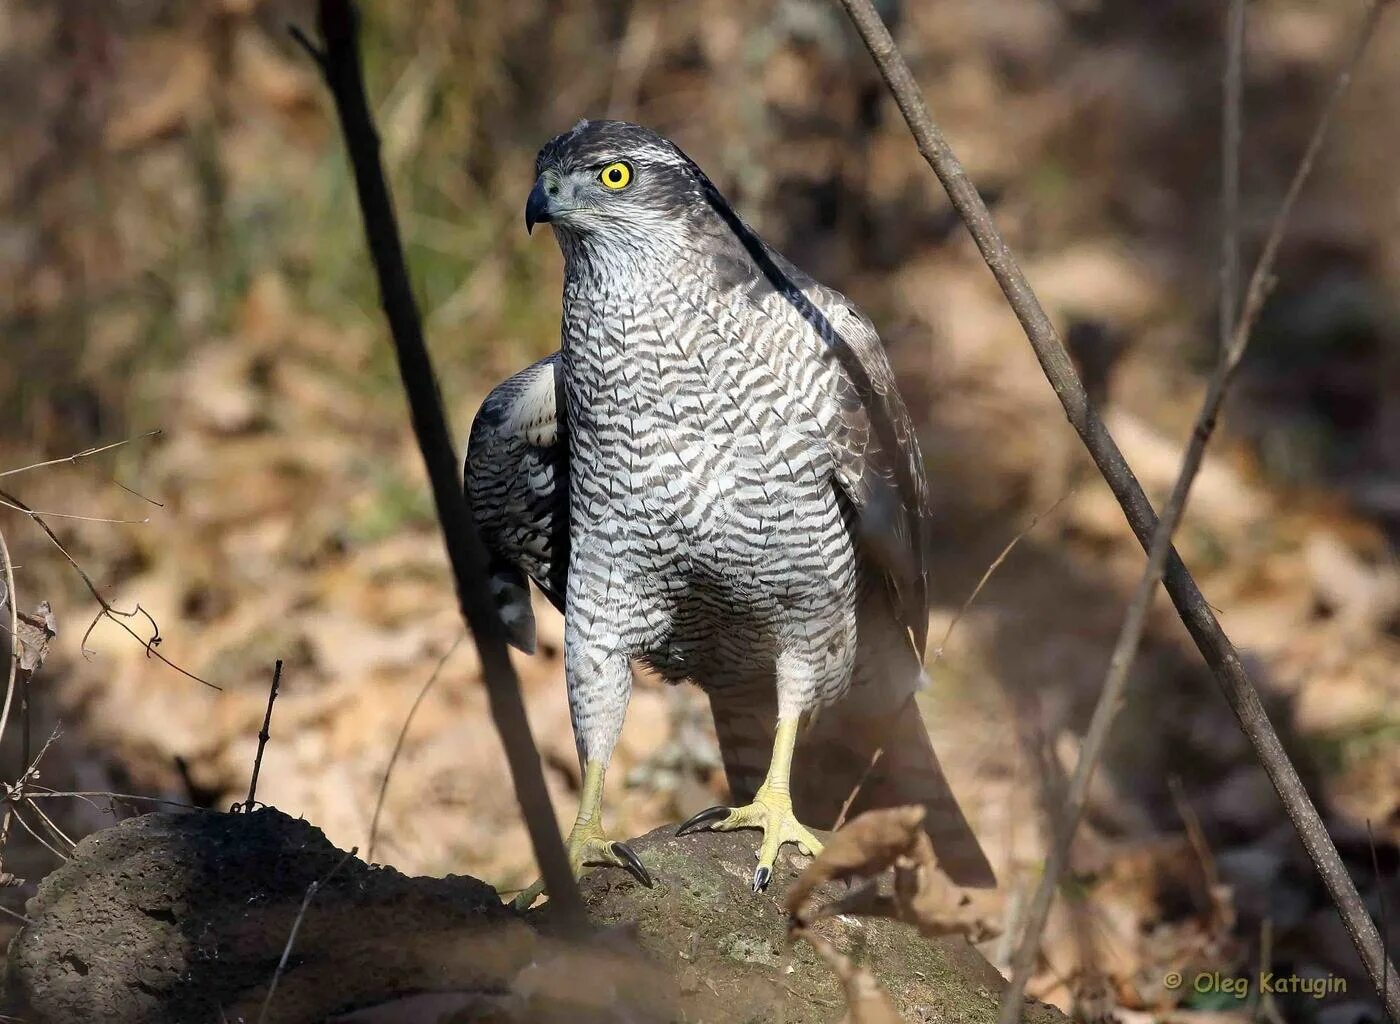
[{"left": 467, "top": 120, "right": 993, "bottom": 901}]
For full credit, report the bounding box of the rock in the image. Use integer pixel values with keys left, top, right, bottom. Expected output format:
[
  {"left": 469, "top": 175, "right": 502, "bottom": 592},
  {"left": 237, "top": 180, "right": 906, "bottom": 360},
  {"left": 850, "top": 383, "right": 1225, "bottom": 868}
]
[
  {"left": 5, "top": 808, "right": 529, "bottom": 1024},
  {"left": 540, "top": 825, "right": 1069, "bottom": 1024},
  {"left": 6, "top": 810, "right": 1067, "bottom": 1024}
]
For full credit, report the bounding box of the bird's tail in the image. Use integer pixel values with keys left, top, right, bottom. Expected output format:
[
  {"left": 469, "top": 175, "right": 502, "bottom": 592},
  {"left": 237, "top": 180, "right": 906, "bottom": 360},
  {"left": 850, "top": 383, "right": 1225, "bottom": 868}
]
[
  {"left": 800, "top": 692, "right": 996, "bottom": 888},
  {"left": 796, "top": 632, "right": 996, "bottom": 888},
  {"left": 489, "top": 558, "right": 537, "bottom": 654}
]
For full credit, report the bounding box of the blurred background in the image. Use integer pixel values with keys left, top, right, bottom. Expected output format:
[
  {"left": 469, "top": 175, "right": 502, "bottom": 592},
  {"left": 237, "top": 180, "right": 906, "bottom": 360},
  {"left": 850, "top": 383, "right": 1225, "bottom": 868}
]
[{"left": 1, "top": 0, "right": 1397, "bottom": 1019}]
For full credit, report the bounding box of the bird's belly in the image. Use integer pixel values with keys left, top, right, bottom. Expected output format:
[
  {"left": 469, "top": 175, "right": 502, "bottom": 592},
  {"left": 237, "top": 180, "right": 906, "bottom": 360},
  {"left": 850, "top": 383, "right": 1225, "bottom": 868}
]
[{"left": 575, "top": 428, "right": 857, "bottom": 687}]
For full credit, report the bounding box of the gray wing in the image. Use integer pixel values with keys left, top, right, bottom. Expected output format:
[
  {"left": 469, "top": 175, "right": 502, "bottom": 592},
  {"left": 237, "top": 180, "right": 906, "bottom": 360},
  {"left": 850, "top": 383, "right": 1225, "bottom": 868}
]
[
  {"left": 806, "top": 281, "right": 933, "bottom": 655},
  {"left": 464, "top": 354, "right": 569, "bottom": 654},
  {"left": 686, "top": 176, "right": 933, "bottom": 652},
  {"left": 720, "top": 234, "right": 932, "bottom": 654}
]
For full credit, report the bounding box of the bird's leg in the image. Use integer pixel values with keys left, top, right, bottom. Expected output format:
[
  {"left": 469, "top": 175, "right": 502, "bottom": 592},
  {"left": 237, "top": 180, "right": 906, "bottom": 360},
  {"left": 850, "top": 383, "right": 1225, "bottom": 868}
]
[
  {"left": 511, "top": 634, "right": 650, "bottom": 911},
  {"left": 676, "top": 716, "right": 824, "bottom": 892},
  {"left": 510, "top": 757, "right": 651, "bottom": 910}
]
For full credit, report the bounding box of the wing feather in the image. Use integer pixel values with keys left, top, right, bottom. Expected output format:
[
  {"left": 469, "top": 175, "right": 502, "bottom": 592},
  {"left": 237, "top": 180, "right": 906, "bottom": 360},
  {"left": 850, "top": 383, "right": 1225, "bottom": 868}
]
[{"left": 464, "top": 354, "right": 570, "bottom": 651}]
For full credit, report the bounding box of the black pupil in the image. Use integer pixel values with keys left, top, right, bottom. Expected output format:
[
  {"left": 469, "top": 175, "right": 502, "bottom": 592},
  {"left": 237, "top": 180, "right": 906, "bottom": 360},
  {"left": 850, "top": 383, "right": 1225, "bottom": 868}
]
[{"left": 608, "top": 167, "right": 622, "bottom": 182}]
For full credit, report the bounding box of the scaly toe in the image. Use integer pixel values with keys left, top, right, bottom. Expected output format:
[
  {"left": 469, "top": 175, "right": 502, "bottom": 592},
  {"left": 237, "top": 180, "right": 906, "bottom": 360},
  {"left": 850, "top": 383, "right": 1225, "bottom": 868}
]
[{"left": 678, "top": 795, "right": 824, "bottom": 895}]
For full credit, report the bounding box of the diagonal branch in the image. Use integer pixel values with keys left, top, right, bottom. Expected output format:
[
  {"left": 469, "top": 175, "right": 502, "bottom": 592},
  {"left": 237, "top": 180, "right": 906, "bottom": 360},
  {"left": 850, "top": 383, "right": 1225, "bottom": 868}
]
[
  {"left": 833, "top": 1, "right": 1400, "bottom": 1019},
  {"left": 1002, "top": 4, "right": 1393, "bottom": 1020},
  {"left": 290, "top": 0, "right": 582, "bottom": 926},
  {"left": 0, "top": 487, "right": 218, "bottom": 691}
]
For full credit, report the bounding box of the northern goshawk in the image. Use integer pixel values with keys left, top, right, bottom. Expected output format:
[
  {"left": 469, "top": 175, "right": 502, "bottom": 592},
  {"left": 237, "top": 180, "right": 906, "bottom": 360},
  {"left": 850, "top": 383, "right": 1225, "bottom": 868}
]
[{"left": 467, "top": 120, "right": 993, "bottom": 901}]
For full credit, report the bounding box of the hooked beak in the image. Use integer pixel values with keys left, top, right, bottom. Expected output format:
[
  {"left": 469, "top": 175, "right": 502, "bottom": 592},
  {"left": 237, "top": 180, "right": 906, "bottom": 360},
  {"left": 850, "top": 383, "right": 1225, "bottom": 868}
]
[{"left": 525, "top": 176, "right": 553, "bottom": 234}]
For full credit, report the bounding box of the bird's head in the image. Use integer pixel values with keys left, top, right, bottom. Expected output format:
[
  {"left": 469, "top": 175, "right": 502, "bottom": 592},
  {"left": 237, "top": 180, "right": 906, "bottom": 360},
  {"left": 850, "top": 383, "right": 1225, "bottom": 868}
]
[{"left": 525, "top": 120, "right": 708, "bottom": 250}]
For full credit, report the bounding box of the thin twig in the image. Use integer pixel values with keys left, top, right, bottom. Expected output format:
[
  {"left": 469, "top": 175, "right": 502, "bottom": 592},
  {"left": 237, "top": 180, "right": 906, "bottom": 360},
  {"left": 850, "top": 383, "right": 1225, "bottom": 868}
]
[
  {"left": 1002, "top": 5, "right": 1394, "bottom": 1019},
  {"left": 1221, "top": 0, "right": 1245, "bottom": 355},
  {"left": 109, "top": 476, "right": 165, "bottom": 508},
  {"left": 0, "top": 487, "right": 219, "bottom": 691},
  {"left": 26, "top": 788, "right": 199, "bottom": 811},
  {"left": 0, "top": 903, "right": 33, "bottom": 927},
  {"left": 832, "top": 0, "right": 1400, "bottom": 1017},
  {"left": 367, "top": 635, "right": 462, "bottom": 862},
  {"left": 10, "top": 805, "right": 68, "bottom": 863},
  {"left": 1001, "top": 6, "right": 1394, "bottom": 1018},
  {"left": 0, "top": 528, "right": 17, "bottom": 758},
  {"left": 291, "top": 0, "right": 581, "bottom": 927},
  {"left": 242, "top": 660, "right": 283, "bottom": 812},
  {"left": 0, "top": 497, "right": 148, "bottom": 525},
  {"left": 17, "top": 724, "right": 63, "bottom": 785},
  {"left": 0, "top": 430, "right": 161, "bottom": 480},
  {"left": 832, "top": 748, "right": 882, "bottom": 834},
  {"left": 833, "top": 489, "right": 1071, "bottom": 834},
  {"left": 257, "top": 846, "right": 358, "bottom": 1024},
  {"left": 930, "top": 489, "right": 1074, "bottom": 667},
  {"left": 1168, "top": 776, "right": 1222, "bottom": 902},
  {"left": 23, "top": 798, "right": 77, "bottom": 854}
]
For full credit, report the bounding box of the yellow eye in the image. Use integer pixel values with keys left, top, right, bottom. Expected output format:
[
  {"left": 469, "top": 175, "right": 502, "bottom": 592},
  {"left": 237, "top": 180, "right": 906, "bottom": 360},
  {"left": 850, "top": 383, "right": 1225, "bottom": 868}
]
[{"left": 598, "top": 161, "right": 633, "bottom": 190}]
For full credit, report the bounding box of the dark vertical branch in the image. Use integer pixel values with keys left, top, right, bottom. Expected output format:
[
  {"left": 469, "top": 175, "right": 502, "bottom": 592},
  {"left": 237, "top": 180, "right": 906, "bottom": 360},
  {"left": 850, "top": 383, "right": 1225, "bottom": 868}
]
[
  {"left": 290, "top": 0, "right": 582, "bottom": 925},
  {"left": 832, "top": 1, "right": 1400, "bottom": 1019}
]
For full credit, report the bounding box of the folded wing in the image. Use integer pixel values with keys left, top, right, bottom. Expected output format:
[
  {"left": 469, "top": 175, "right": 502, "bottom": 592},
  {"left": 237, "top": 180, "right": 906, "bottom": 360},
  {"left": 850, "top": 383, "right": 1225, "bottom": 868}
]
[{"left": 464, "top": 354, "right": 570, "bottom": 654}]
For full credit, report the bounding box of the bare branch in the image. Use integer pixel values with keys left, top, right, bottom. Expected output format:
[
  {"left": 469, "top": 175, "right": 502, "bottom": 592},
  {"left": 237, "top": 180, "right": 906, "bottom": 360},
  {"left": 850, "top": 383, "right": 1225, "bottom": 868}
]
[
  {"left": 368, "top": 634, "right": 463, "bottom": 863},
  {"left": 109, "top": 476, "right": 165, "bottom": 508},
  {"left": 1371, "top": 820, "right": 1392, "bottom": 1018},
  {"left": 0, "top": 487, "right": 219, "bottom": 691},
  {"left": 258, "top": 846, "right": 357, "bottom": 1024},
  {"left": 10, "top": 804, "right": 68, "bottom": 863},
  {"left": 1001, "top": 5, "right": 1394, "bottom": 1018},
  {"left": 930, "top": 489, "right": 1073, "bottom": 667},
  {"left": 239, "top": 660, "right": 283, "bottom": 813},
  {"left": 23, "top": 798, "right": 77, "bottom": 854},
  {"left": 0, "top": 497, "right": 148, "bottom": 525},
  {"left": 0, "top": 902, "right": 33, "bottom": 927},
  {"left": 832, "top": 0, "right": 1400, "bottom": 1017},
  {"left": 27, "top": 789, "right": 199, "bottom": 812},
  {"left": 1220, "top": 0, "right": 1245, "bottom": 354},
  {"left": 291, "top": 0, "right": 581, "bottom": 926},
  {"left": 0, "top": 430, "right": 161, "bottom": 480}
]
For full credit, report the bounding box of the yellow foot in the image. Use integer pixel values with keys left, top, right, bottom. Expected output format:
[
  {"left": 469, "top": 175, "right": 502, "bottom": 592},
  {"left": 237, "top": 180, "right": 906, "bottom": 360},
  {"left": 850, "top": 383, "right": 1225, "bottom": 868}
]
[
  {"left": 676, "top": 790, "right": 824, "bottom": 892},
  {"left": 511, "top": 826, "right": 651, "bottom": 911}
]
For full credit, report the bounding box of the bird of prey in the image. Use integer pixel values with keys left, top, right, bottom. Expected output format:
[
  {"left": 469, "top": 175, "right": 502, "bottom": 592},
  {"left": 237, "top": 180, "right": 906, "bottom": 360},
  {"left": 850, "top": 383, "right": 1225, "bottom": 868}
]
[{"left": 467, "top": 120, "right": 993, "bottom": 903}]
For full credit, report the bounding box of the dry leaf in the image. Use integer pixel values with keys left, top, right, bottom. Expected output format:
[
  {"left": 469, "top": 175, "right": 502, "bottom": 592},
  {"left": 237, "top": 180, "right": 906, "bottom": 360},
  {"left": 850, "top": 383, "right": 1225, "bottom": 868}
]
[
  {"left": 788, "top": 806, "right": 995, "bottom": 942},
  {"left": 785, "top": 805, "right": 927, "bottom": 918},
  {"left": 15, "top": 601, "right": 56, "bottom": 676}
]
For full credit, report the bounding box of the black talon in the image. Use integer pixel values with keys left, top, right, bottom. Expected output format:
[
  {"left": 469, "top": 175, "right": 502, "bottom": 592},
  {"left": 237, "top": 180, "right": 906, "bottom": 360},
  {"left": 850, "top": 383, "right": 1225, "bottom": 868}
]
[
  {"left": 610, "top": 841, "right": 653, "bottom": 888},
  {"left": 752, "top": 865, "right": 772, "bottom": 893},
  {"left": 676, "top": 805, "right": 731, "bottom": 837}
]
